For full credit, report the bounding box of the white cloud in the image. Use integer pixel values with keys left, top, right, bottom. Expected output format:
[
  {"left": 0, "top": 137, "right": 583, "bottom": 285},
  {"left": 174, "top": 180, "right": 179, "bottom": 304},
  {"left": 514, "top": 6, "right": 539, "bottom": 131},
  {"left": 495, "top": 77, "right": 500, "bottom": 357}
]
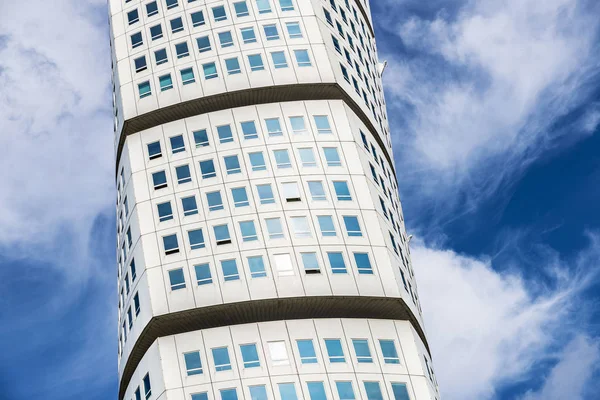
[{"left": 412, "top": 234, "right": 600, "bottom": 400}]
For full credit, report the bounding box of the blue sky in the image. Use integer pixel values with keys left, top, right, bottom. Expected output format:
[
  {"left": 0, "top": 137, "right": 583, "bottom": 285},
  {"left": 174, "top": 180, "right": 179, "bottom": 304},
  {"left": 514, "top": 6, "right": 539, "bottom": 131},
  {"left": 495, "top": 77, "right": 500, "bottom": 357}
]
[{"left": 0, "top": 0, "right": 599, "bottom": 399}]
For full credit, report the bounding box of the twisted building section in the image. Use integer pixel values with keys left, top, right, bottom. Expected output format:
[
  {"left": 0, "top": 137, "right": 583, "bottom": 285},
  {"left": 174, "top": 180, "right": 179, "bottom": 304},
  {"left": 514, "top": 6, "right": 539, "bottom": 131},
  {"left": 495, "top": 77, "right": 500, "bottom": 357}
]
[{"left": 109, "top": 0, "right": 439, "bottom": 399}]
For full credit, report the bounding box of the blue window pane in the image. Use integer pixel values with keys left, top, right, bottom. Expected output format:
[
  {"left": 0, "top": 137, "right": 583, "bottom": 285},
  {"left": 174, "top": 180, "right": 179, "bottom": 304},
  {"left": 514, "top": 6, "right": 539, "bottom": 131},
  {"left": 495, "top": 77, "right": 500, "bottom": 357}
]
[
  {"left": 266, "top": 218, "right": 283, "bottom": 239},
  {"left": 181, "top": 67, "right": 195, "bottom": 84},
  {"left": 248, "top": 256, "right": 267, "bottom": 278},
  {"left": 325, "top": 339, "right": 345, "bottom": 362},
  {"left": 308, "top": 181, "right": 326, "bottom": 201},
  {"left": 391, "top": 383, "right": 410, "bottom": 400},
  {"left": 191, "top": 11, "right": 205, "bottom": 27},
  {"left": 239, "top": 221, "right": 258, "bottom": 242},
  {"left": 278, "top": 383, "right": 298, "bottom": 400},
  {"left": 289, "top": 116, "right": 305, "bottom": 133},
  {"left": 335, "top": 382, "right": 355, "bottom": 400},
  {"left": 241, "top": 121, "right": 258, "bottom": 139},
  {"left": 219, "top": 31, "right": 234, "bottom": 47},
  {"left": 249, "top": 386, "right": 268, "bottom": 400},
  {"left": 146, "top": 2, "right": 158, "bottom": 17},
  {"left": 169, "top": 268, "right": 185, "bottom": 290},
  {"left": 317, "top": 215, "right": 336, "bottom": 237},
  {"left": 352, "top": 339, "right": 372, "bottom": 363},
  {"left": 152, "top": 171, "right": 167, "bottom": 189},
  {"left": 143, "top": 374, "right": 152, "bottom": 399},
  {"left": 257, "top": 184, "right": 275, "bottom": 204},
  {"left": 225, "top": 57, "right": 241, "bottom": 74},
  {"left": 324, "top": 147, "right": 342, "bottom": 166},
  {"left": 273, "top": 149, "right": 291, "bottom": 168},
  {"left": 220, "top": 389, "right": 238, "bottom": 400},
  {"left": 307, "top": 382, "right": 327, "bottom": 400},
  {"left": 264, "top": 24, "right": 279, "bottom": 40},
  {"left": 176, "top": 42, "right": 189, "bottom": 58},
  {"left": 343, "top": 216, "right": 362, "bottom": 237},
  {"left": 175, "top": 164, "right": 191, "bottom": 184},
  {"left": 203, "top": 62, "right": 218, "bottom": 79},
  {"left": 134, "top": 56, "right": 147, "bottom": 72},
  {"left": 207, "top": 191, "right": 224, "bottom": 211},
  {"left": 159, "top": 74, "right": 173, "bottom": 91},
  {"left": 249, "top": 152, "right": 266, "bottom": 171},
  {"left": 150, "top": 24, "right": 163, "bottom": 40},
  {"left": 193, "top": 129, "right": 209, "bottom": 147},
  {"left": 241, "top": 27, "right": 257, "bottom": 44},
  {"left": 328, "top": 252, "right": 346, "bottom": 274},
  {"left": 212, "top": 347, "right": 231, "bottom": 371},
  {"left": 199, "top": 160, "right": 216, "bottom": 178},
  {"left": 234, "top": 1, "right": 250, "bottom": 17},
  {"left": 221, "top": 259, "right": 239, "bottom": 281},
  {"left": 333, "top": 181, "right": 351, "bottom": 201},
  {"left": 170, "top": 17, "right": 184, "bottom": 33},
  {"left": 214, "top": 224, "right": 231, "bottom": 244},
  {"left": 131, "top": 32, "right": 143, "bottom": 48},
  {"left": 286, "top": 22, "right": 302, "bottom": 38},
  {"left": 165, "top": 0, "right": 178, "bottom": 9},
  {"left": 240, "top": 344, "right": 260, "bottom": 368},
  {"left": 257, "top": 0, "right": 272, "bottom": 13},
  {"left": 297, "top": 339, "right": 317, "bottom": 363},
  {"left": 182, "top": 196, "right": 198, "bottom": 216},
  {"left": 163, "top": 234, "right": 179, "bottom": 254},
  {"left": 197, "top": 36, "right": 211, "bottom": 52},
  {"left": 155, "top": 48, "right": 168, "bottom": 65},
  {"left": 188, "top": 229, "right": 205, "bottom": 250},
  {"left": 224, "top": 155, "right": 241, "bottom": 174},
  {"left": 157, "top": 202, "right": 173, "bottom": 222},
  {"left": 217, "top": 125, "right": 234, "bottom": 143},
  {"left": 379, "top": 340, "right": 400, "bottom": 364},
  {"left": 271, "top": 51, "right": 288, "bottom": 68},
  {"left": 294, "top": 49, "right": 311, "bottom": 67},
  {"left": 184, "top": 352, "right": 203, "bottom": 375},
  {"left": 212, "top": 5, "right": 227, "bottom": 21},
  {"left": 314, "top": 116, "right": 332, "bottom": 133},
  {"left": 248, "top": 54, "right": 264, "bottom": 71},
  {"left": 354, "top": 253, "right": 373, "bottom": 275},
  {"left": 192, "top": 393, "right": 209, "bottom": 400},
  {"left": 279, "top": 0, "right": 294, "bottom": 11},
  {"left": 265, "top": 118, "right": 283, "bottom": 136},
  {"left": 195, "top": 263, "right": 212, "bottom": 285},
  {"left": 364, "top": 382, "right": 384, "bottom": 400},
  {"left": 301, "top": 253, "right": 320, "bottom": 273},
  {"left": 139, "top": 81, "right": 152, "bottom": 98},
  {"left": 231, "top": 187, "right": 249, "bottom": 207}
]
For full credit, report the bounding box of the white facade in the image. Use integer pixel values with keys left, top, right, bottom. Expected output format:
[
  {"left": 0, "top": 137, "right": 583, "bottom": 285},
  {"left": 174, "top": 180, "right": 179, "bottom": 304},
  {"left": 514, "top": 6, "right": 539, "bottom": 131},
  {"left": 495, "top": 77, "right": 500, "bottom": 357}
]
[{"left": 109, "top": 1, "right": 438, "bottom": 400}]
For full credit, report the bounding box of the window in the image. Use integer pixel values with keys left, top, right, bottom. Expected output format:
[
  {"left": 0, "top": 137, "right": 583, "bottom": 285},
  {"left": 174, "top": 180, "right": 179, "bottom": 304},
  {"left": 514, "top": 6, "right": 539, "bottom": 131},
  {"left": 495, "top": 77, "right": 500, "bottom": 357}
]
[
  {"left": 257, "top": 184, "right": 275, "bottom": 204},
  {"left": 289, "top": 116, "right": 306, "bottom": 134},
  {"left": 146, "top": 2, "right": 158, "bottom": 17},
  {"left": 192, "top": 394, "right": 209, "bottom": 400},
  {"left": 240, "top": 343, "right": 260, "bottom": 368},
  {"left": 131, "top": 32, "right": 143, "bottom": 48},
  {"left": 134, "top": 56, "right": 147, "bottom": 72},
  {"left": 354, "top": 253, "right": 373, "bottom": 274},
  {"left": 203, "top": 62, "right": 218, "bottom": 79},
  {"left": 265, "top": 118, "right": 283, "bottom": 136},
  {"left": 182, "top": 196, "right": 199, "bottom": 216},
  {"left": 278, "top": 383, "right": 298, "bottom": 400},
  {"left": 297, "top": 339, "right": 317, "bottom": 363},
  {"left": 277, "top": 383, "right": 298, "bottom": 400},
  {"left": 268, "top": 341, "right": 289, "bottom": 365},
  {"left": 298, "top": 148, "right": 316, "bottom": 168},
  {"left": 314, "top": 116, "right": 332, "bottom": 134},
  {"left": 364, "top": 382, "right": 384, "bottom": 400},
  {"left": 271, "top": 51, "right": 288, "bottom": 68},
  {"left": 180, "top": 67, "right": 195, "bottom": 85},
  {"left": 301, "top": 252, "right": 320, "bottom": 274},
  {"left": 343, "top": 216, "right": 362, "bottom": 237},
  {"left": 249, "top": 386, "right": 268, "bottom": 400},
  {"left": 199, "top": 159, "right": 216, "bottom": 179},
  {"left": 225, "top": 57, "right": 242, "bottom": 74},
  {"left": 379, "top": 340, "right": 400, "bottom": 364},
  {"left": 189, "top": 229, "right": 205, "bottom": 250},
  {"left": 241, "top": 27, "right": 257, "bottom": 44},
  {"left": 195, "top": 263, "right": 212, "bottom": 285},
  {"left": 224, "top": 155, "right": 241, "bottom": 174},
  {"left": 291, "top": 217, "right": 311, "bottom": 238},
  {"left": 176, "top": 42, "right": 189, "bottom": 58},
  {"left": 163, "top": 234, "right": 179, "bottom": 255},
  {"left": 294, "top": 49, "right": 311, "bottom": 67},
  {"left": 159, "top": 74, "right": 173, "bottom": 91},
  {"left": 279, "top": 0, "right": 294, "bottom": 11},
  {"left": 274, "top": 254, "right": 294, "bottom": 276},
  {"left": 169, "top": 268, "right": 186, "bottom": 290},
  {"left": 128, "top": 9, "right": 139, "bottom": 25},
  {"left": 263, "top": 24, "right": 279, "bottom": 40},
  {"left": 234, "top": 1, "right": 250, "bottom": 17},
  {"left": 282, "top": 182, "right": 301, "bottom": 202},
  {"left": 286, "top": 22, "right": 302, "bottom": 38},
  {"left": 325, "top": 339, "right": 345, "bottom": 363},
  {"left": 135, "top": 387, "right": 142, "bottom": 400},
  {"left": 333, "top": 181, "right": 351, "bottom": 201},
  {"left": 335, "top": 382, "right": 355, "bottom": 400},
  {"left": 248, "top": 256, "right": 267, "bottom": 278},
  {"left": 197, "top": 36, "right": 211, "bottom": 52},
  {"left": 184, "top": 351, "right": 203, "bottom": 375},
  {"left": 249, "top": 152, "right": 267, "bottom": 171},
  {"left": 352, "top": 339, "right": 373, "bottom": 363},
  {"left": 157, "top": 201, "right": 173, "bottom": 222},
  {"left": 317, "top": 215, "right": 336, "bottom": 237},
  {"left": 193, "top": 129, "right": 209, "bottom": 147},
  {"left": 175, "top": 165, "right": 192, "bottom": 184},
  {"left": 217, "top": 125, "right": 234, "bottom": 143},
  {"left": 391, "top": 383, "right": 410, "bottom": 400},
  {"left": 219, "top": 31, "right": 234, "bottom": 47},
  {"left": 214, "top": 224, "right": 231, "bottom": 245},
  {"left": 170, "top": 135, "right": 185, "bottom": 153},
  {"left": 148, "top": 141, "right": 162, "bottom": 160},
  {"left": 328, "top": 252, "right": 347, "bottom": 274},
  {"left": 165, "top": 0, "right": 178, "bottom": 9},
  {"left": 220, "top": 389, "right": 238, "bottom": 400},
  {"left": 150, "top": 24, "right": 163, "bottom": 40},
  {"left": 266, "top": 218, "right": 284, "bottom": 239},
  {"left": 231, "top": 187, "right": 250, "bottom": 207},
  {"left": 212, "top": 347, "right": 232, "bottom": 371},
  {"left": 324, "top": 147, "right": 342, "bottom": 166},
  {"left": 308, "top": 181, "right": 326, "bottom": 201},
  {"left": 241, "top": 121, "right": 258, "bottom": 140},
  {"left": 191, "top": 11, "right": 205, "bottom": 27},
  {"left": 139, "top": 81, "right": 152, "bottom": 98},
  {"left": 170, "top": 17, "right": 184, "bottom": 33},
  {"left": 127, "top": 307, "right": 133, "bottom": 328},
  {"left": 248, "top": 54, "right": 265, "bottom": 71},
  {"left": 131, "top": 260, "right": 137, "bottom": 281},
  {"left": 212, "top": 5, "right": 227, "bottom": 21},
  {"left": 239, "top": 221, "right": 258, "bottom": 242},
  {"left": 152, "top": 171, "right": 167, "bottom": 190},
  {"left": 273, "top": 149, "right": 291, "bottom": 169},
  {"left": 256, "top": 0, "right": 272, "bottom": 14},
  {"left": 307, "top": 382, "right": 327, "bottom": 400},
  {"left": 134, "top": 292, "right": 140, "bottom": 315},
  {"left": 155, "top": 48, "right": 168, "bottom": 65},
  {"left": 143, "top": 374, "right": 152, "bottom": 399},
  {"left": 221, "top": 259, "right": 240, "bottom": 282}
]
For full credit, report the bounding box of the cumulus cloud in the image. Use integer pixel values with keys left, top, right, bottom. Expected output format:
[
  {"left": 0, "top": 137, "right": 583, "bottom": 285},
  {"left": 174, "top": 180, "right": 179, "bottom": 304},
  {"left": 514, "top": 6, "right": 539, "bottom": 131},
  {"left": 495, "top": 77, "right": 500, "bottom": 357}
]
[{"left": 412, "top": 233, "right": 600, "bottom": 400}]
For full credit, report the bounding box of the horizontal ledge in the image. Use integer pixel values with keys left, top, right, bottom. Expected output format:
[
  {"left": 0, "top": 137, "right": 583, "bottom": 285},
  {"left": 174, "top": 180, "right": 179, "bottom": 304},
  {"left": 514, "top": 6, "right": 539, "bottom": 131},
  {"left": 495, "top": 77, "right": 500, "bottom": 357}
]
[
  {"left": 118, "top": 295, "right": 428, "bottom": 400},
  {"left": 115, "top": 82, "right": 395, "bottom": 178}
]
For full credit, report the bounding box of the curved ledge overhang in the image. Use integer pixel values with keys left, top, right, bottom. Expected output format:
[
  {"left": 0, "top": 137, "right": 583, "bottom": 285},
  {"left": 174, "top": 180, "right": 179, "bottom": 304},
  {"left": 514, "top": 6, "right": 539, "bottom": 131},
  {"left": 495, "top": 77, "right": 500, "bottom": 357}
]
[
  {"left": 115, "top": 82, "right": 395, "bottom": 177},
  {"left": 118, "top": 296, "right": 429, "bottom": 400}
]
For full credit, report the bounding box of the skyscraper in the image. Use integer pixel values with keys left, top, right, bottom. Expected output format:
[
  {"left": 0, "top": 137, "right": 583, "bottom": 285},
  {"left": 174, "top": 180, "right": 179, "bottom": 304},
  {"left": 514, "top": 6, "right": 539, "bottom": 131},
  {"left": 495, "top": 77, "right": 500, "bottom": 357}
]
[{"left": 110, "top": 0, "right": 438, "bottom": 399}]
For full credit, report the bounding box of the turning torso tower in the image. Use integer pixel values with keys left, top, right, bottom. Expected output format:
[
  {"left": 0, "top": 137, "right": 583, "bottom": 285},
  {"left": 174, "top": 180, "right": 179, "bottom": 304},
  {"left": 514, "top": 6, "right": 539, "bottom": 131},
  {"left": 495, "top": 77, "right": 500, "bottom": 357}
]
[{"left": 109, "top": 0, "right": 439, "bottom": 399}]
